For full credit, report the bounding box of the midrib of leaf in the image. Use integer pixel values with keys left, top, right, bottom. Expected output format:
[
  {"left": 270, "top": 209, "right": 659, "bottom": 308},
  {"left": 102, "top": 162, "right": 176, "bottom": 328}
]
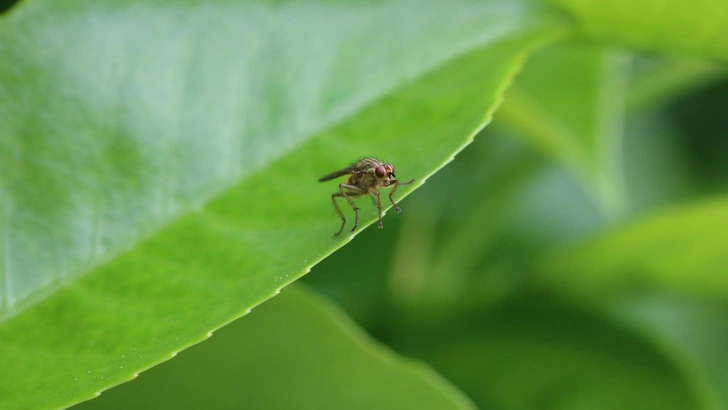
[
  {"left": 593, "top": 50, "right": 630, "bottom": 215},
  {"left": 0, "top": 0, "right": 567, "bottom": 321},
  {"left": 1, "top": 198, "right": 9, "bottom": 311}
]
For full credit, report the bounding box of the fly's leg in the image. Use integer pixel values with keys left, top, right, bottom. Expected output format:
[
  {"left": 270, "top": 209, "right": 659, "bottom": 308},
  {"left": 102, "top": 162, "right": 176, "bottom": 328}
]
[
  {"left": 331, "top": 184, "right": 365, "bottom": 236},
  {"left": 376, "top": 193, "right": 383, "bottom": 229},
  {"left": 340, "top": 183, "right": 366, "bottom": 233},
  {"left": 388, "top": 179, "right": 415, "bottom": 213},
  {"left": 330, "top": 193, "right": 347, "bottom": 236}
]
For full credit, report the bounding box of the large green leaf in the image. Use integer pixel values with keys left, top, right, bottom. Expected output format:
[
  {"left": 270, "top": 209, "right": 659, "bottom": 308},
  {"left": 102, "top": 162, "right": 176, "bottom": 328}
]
[
  {"left": 545, "top": 0, "right": 728, "bottom": 61},
  {"left": 75, "top": 284, "right": 474, "bottom": 410},
  {"left": 0, "top": 0, "right": 567, "bottom": 407},
  {"left": 0, "top": 0, "right": 559, "bottom": 314}
]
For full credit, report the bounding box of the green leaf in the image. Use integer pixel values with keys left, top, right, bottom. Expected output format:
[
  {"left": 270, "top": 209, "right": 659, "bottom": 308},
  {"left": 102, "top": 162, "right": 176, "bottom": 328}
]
[
  {"left": 620, "top": 114, "right": 697, "bottom": 212},
  {"left": 0, "top": 0, "right": 567, "bottom": 407},
  {"left": 545, "top": 0, "right": 728, "bottom": 61},
  {"left": 74, "top": 284, "right": 474, "bottom": 410},
  {"left": 538, "top": 197, "right": 728, "bottom": 298},
  {"left": 609, "top": 297, "right": 728, "bottom": 409},
  {"left": 536, "top": 196, "right": 728, "bottom": 407}
]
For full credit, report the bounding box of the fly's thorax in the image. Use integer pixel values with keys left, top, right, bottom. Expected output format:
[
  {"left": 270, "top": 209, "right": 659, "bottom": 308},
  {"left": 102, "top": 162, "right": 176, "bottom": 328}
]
[
  {"left": 346, "top": 173, "right": 360, "bottom": 185},
  {"left": 346, "top": 171, "right": 376, "bottom": 189},
  {"left": 361, "top": 172, "right": 380, "bottom": 189}
]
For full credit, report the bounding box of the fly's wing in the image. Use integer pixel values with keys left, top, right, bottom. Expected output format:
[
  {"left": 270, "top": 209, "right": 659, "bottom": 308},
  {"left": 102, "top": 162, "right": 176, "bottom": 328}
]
[
  {"left": 318, "top": 166, "right": 355, "bottom": 182},
  {"left": 318, "top": 158, "right": 381, "bottom": 182}
]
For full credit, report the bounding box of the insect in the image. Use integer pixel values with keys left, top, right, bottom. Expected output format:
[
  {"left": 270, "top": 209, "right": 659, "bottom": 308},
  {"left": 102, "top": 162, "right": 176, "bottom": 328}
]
[{"left": 319, "top": 157, "right": 415, "bottom": 236}]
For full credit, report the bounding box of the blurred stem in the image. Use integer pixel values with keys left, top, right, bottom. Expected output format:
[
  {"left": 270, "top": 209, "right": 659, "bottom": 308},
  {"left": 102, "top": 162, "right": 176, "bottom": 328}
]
[
  {"left": 594, "top": 51, "right": 631, "bottom": 217},
  {"left": 627, "top": 59, "right": 728, "bottom": 113}
]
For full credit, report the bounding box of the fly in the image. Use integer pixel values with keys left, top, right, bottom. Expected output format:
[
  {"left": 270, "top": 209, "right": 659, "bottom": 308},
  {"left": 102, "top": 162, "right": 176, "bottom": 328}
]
[{"left": 319, "top": 157, "right": 415, "bottom": 236}]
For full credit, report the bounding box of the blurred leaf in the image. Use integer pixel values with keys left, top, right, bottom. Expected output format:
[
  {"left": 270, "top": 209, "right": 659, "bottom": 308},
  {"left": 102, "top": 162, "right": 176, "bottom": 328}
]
[
  {"left": 621, "top": 114, "right": 697, "bottom": 212},
  {"left": 387, "top": 295, "right": 706, "bottom": 410},
  {"left": 496, "top": 41, "right": 630, "bottom": 215},
  {"left": 545, "top": 0, "right": 728, "bottom": 61},
  {"left": 537, "top": 195, "right": 728, "bottom": 407},
  {"left": 0, "top": 0, "right": 567, "bottom": 407},
  {"left": 610, "top": 296, "right": 728, "bottom": 409},
  {"left": 665, "top": 79, "right": 728, "bottom": 188},
  {"left": 75, "top": 284, "right": 474, "bottom": 410},
  {"left": 539, "top": 197, "right": 728, "bottom": 297},
  {"left": 0, "top": 0, "right": 16, "bottom": 14}
]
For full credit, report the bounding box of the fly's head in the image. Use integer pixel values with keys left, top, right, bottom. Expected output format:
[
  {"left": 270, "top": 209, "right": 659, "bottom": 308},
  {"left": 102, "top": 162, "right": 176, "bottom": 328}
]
[{"left": 374, "top": 163, "right": 396, "bottom": 185}]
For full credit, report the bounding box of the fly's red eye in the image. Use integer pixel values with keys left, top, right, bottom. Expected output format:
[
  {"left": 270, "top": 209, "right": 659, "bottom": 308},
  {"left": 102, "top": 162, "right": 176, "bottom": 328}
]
[{"left": 375, "top": 166, "right": 386, "bottom": 178}]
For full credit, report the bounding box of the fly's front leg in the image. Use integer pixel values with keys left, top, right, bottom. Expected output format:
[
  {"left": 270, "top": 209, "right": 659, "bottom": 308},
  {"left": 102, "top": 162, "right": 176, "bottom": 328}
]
[
  {"left": 375, "top": 193, "right": 383, "bottom": 229},
  {"left": 387, "top": 179, "right": 414, "bottom": 213}
]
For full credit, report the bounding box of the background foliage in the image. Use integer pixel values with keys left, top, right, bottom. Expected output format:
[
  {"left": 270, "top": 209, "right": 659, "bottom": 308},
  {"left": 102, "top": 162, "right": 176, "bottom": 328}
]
[{"left": 1, "top": 0, "right": 727, "bottom": 409}]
